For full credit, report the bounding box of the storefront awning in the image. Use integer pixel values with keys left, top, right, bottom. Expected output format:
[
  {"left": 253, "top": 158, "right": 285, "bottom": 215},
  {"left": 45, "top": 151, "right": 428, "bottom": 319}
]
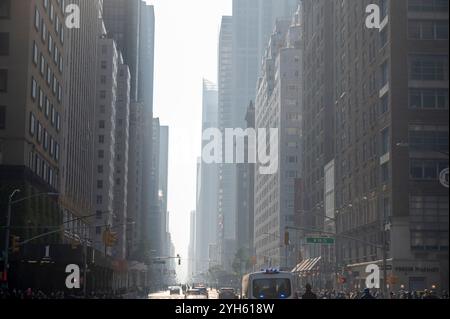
[{"left": 292, "top": 257, "right": 322, "bottom": 273}]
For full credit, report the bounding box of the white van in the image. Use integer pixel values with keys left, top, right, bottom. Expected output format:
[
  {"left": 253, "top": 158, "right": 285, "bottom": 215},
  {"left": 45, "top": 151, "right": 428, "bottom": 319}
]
[{"left": 242, "top": 269, "right": 297, "bottom": 299}]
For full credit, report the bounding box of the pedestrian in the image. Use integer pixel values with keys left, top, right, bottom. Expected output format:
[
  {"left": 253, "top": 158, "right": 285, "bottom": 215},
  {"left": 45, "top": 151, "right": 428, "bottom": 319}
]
[
  {"left": 360, "top": 288, "right": 376, "bottom": 299},
  {"left": 301, "top": 284, "right": 317, "bottom": 299}
]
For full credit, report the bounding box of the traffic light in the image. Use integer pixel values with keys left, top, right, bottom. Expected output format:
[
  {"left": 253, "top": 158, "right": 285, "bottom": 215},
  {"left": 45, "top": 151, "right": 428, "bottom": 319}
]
[
  {"left": 11, "top": 235, "right": 20, "bottom": 253},
  {"left": 177, "top": 254, "right": 181, "bottom": 265},
  {"left": 102, "top": 229, "right": 118, "bottom": 247},
  {"left": 284, "top": 231, "right": 290, "bottom": 246}
]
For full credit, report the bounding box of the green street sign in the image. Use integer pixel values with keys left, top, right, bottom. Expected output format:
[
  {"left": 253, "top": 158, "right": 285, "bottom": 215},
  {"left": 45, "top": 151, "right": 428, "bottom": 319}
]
[{"left": 306, "top": 237, "right": 335, "bottom": 244}]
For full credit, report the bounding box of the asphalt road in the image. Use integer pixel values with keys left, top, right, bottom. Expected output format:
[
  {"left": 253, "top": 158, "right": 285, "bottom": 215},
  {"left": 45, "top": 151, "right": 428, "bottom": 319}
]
[{"left": 148, "top": 289, "right": 219, "bottom": 300}]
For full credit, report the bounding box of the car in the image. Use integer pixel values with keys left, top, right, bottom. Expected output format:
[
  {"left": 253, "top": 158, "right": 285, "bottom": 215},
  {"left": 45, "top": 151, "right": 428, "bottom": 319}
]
[
  {"left": 185, "top": 289, "right": 208, "bottom": 299},
  {"left": 194, "top": 286, "right": 209, "bottom": 298},
  {"left": 218, "top": 288, "right": 237, "bottom": 299},
  {"left": 169, "top": 286, "right": 182, "bottom": 295}
]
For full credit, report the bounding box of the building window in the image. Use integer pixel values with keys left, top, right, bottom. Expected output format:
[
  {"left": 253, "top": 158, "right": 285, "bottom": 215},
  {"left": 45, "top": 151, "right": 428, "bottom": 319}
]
[
  {"left": 410, "top": 195, "right": 449, "bottom": 251},
  {"left": 43, "top": 130, "right": 48, "bottom": 150},
  {"left": 409, "top": 20, "right": 449, "bottom": 40},
  {"left": 97, "top": 165, "right": 103, "bottom": 174},
  {"left": 410, "top": 159, "right": 448, "bottom": 180},
  {"left": 50, "top": 4, "right": 54, "bottom": 22},
  {"left": 95, "top": 226, "right": 102, "bottom": 235},
  {"left": 409, "top": 55, "right": 448, "bottom": 81},
  {"left": 48, "top": 34, "right": 53, "bottom": 54},
  {"left": 29, "top": 112, "right": 36, "bottom": 136},
  {"left": 57, "top": 83, "right": 62, "bottom": 102},
  {"left": 0, "top": 69, "right": 7, "bottom": 92},
  {"left": 381, "top": 127, "right": 390, "bottom": 155},
  {"left": 100, "top": 91, "right": 106, "bottom": 99},
  {"left": 38, "top": 88, "right": 44, "bottom": 109},
  {"left": 55, "top": 142, "right": 59, "bottom": 161},
  {"left": 408, "top": 0, "right": 449, "bottom": 12},
  {"left": 53, "top": 75, "right": 57, "bottom": 94},
  {"left": 101, "top": 61, "right": 107, "bottom": 69},
  {"left": 0, "top": 105, "right": 5, "bottom": 129},
  {"left": 56, "top": 112, "right": 60, "bottom": 131},
  {"left": 45, "top": 97, "right": 50, "bottom": 118},
  {"left": 37, "top": 122, "right": 42, "bottom": 144},
  {"left": 51, "top": 105, "right": 55, "bottom": 125},
  {"left": 97, "top": 180, "right": 103, "bottom": 189},
  {"left": 98, "top": 150, "right": 104, "bottom": 159},
  {"left": 0, "top": 0, "right": 11, "bottom": 19},
  {"left": 0, "top": 32, "right": 9, "bottom": 56},
  {"left": 49, "top": 137, "right": 54, "bottom": 156},
  {"left": 59, "top": 56, "right": 63, "bottom": 73},
  {"left": 381, "top": 163, "right": 390, "bottom": 183},
  {"left": 32, "top": 41, "right": 39, "bottom": 65},
  {"left": 409, "top": 88, "right": 449, "bottom": 109},
  {"left": 98, "top": 135, "right": 105, "bottom": 144},
  {"left": 41, "top": 20, "right": 46, "bottom": 43},
  {"left": 409, "top": 125, "right": 449, "bottom": 152},
  {"left": 46, "top": 65, "right": 52, "bottom": 85},
  {"left": 99, "top": 120, "right": 105, "bottom": 129},
  {"left": 34, "top": 7, "right": 40, "bottom": 30},
  {"left": 40, "top": 54, "right": 45, "bottom": 75}
]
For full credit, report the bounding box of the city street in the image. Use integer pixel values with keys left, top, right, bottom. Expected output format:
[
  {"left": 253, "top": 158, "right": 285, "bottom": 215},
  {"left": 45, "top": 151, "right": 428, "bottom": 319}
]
[{"left": 148, "top": 289, "right": 219, "bottom": 300}]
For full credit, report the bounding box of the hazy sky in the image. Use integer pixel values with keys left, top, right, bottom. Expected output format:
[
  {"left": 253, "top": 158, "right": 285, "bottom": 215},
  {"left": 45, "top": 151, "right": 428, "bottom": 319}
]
[{"left": 145, "top": 0, "right": 232, "bottom": 281}]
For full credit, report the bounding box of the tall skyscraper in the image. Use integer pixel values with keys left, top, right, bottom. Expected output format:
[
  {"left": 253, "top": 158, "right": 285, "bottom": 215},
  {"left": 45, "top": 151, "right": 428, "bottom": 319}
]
[
  {"left": 227, "top": 0, "right": 299, "bottom": 272},
  {"left": 188, "top": 210, "right": 196, "bottom": 281},
  {"left": 254, "top": 16, "right": 302, "bottom": 270},
  {"left": 113, "top": 55, "right": 131, "bottom": 262},
  {"left": 217, "top": 15, "right": 234, "bottom": 271},
  {"left": 0, "top": 0, "right": 66, "bottom": 288},
  {"left": 195, "top": 80, "right": 219, "bottom": 275},
  {"left": 332, "top": 0, "right": 449, "bottom": 292},
  {"left": 103, "top": 0, "right": 155, "bottom": 265},
  {"left": 93, "top": 35, "right": 119, "bottom": 256},
  {"left": 61, "top": 0, "right": 103, "bottom": 244}
]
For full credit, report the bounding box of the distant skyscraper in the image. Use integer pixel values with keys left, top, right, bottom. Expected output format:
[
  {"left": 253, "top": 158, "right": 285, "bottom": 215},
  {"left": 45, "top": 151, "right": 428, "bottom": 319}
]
[
  {"left": 195, "top": 80, "right": 219, "bottom": 276},
  {"left": 93, "top": 34, "right": 120, "bottom": 256},
  {"left": 113, "top": 55, "right": 131, "bottom": 262},
  {"left": 217, "top": 16, "right": 235, "bottom": 271},
  {"left": 61, "top": 0, "right": 102, "bottom": 243},
  {"left": 188, "top": 210, "right": 196, "bottom": 280},
  {"left": 226, "top": 0, "right": 299, "bottom": 272},
  {"left": 103, "top": 0, "right": 155, "bottom": 265}
]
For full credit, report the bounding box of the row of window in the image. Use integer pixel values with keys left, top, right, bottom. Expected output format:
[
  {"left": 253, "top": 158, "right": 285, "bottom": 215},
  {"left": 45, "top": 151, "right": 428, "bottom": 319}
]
[
  {"left": 409, "top": 88, "right": 449, "bottom": 110},
  {"left": 409, "top": 125, "right": 449, "bottom": 152},
  {"left": 410, "top": 159, "right": 448, "bottom": 180},
  {"left": 410, "top": 195, "right": 449, "bottom": 251},
  {"left": 408, "top": 0, "right": 449, "bottom": 12},
  {"left": 409, "top": 19, "right": 449, "bottom": 40},
  {"left": 31, "top": 77, "right": 62, "bottom": 122},
  {"left": 35, "top": 3, "right": 64, "bottom": 46},
  {"left": 29, "top": 112, "right": 60, "bottom": 162},
  {"left": 30, "top": 152, "right": 58, "bottom": 189}
]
